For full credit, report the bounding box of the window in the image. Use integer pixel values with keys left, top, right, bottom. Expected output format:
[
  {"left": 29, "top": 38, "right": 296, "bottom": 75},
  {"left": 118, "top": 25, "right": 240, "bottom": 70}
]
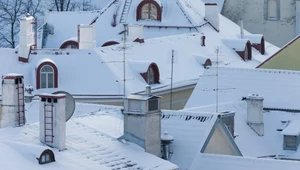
[
  {"left": 41, "top": 65, "right": 54, "bottom": 88},
  {"left": 147, "top": 67, "right": 155, "bottom": 84},
  {"left": 265, "top": 0, "right": 280, "bottom": 20},
  {"left": 284, "top": 135, "right": 298, "bottom": 150},
  {"left": 137, "top": 0, "right": 162, "bottom": 21},
  {"left": 244, "top": 45, "right": 249, "bottom": 61},
  {"left": 39, "top": 149, "right": 55, "bottom": 164},
  {"left": 36, "top": 61, "right": 58, "bottom": 89}
]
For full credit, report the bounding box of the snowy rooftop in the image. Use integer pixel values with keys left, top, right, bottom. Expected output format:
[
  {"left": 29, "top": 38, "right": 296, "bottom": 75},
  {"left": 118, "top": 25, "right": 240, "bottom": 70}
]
[
  {"left": 0, "top": 101, "right": 177, "bottom": 170},
  {"left": 185, "top": 67, "right": 300, "bottom": 110}
]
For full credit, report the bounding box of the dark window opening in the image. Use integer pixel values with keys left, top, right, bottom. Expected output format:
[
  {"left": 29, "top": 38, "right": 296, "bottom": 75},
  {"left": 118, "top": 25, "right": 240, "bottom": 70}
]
[
  {"left": 53, "top": 99, "right": 58, "bottom": 103},
  {"left": 149, "top": 98, "right": 158, "bottom": 111},
  {"left": 41, "top": 98, "right": 46, "bottom": 102},
  {"left": 47, "top": 98, "right": 52, "bottom": 103}
]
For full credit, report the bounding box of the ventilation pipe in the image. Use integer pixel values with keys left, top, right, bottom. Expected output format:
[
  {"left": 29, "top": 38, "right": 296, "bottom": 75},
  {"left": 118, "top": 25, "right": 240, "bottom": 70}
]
[
  {"left": 240, "top": 19, "right": 244, "bottom": 39},
  {"left": 39, "top": 94, "right": 66, "bottom": 151},
  {"left": 78, "top": 24, "right": 96, "bottom": 49},
  {"left": 161, "top": 131, "right": 174, "bottom": 160},
  {"left": 1, "top": 74, "right": 25, "bottom": 128},
  {"left": 205, "top": 3, "right": 220, "bottom": 31},
  {"left": 246, "top": 94, "right": 264, "bottom": 136},
  {"left": 146, "top": 85, "right": 151, "bottom": 95}
]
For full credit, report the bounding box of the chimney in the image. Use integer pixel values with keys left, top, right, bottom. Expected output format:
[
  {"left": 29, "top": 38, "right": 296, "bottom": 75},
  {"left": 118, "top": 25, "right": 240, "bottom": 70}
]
[
  {"left": 19, "top": 14, "right": 34, "bottom": 62},
  {"left": 201, "top": 36, "right": 206, "bottom": 46},
  {"left": 122, "top": 92, "right": 162, "bottom": 157},
  {"left": 1, "top": 74, "right": 25, "bottom": 128},
  {"left": 39, "top": 94, "right": 66, "bottom": 151},
  {"left": 246, "top": 94, "right": 264, "bottom": 136},
  {"left": 78, "top": 24, "right": 96, "bottom": 49},
  {"left": 127, "top": 24, "right": 144, "bottom": 43},
  {"left": 205, "top": 3, "right": 219, "bottom": 32},
  {"left": 240, "top": 19, "right": 244, "bottom": 39},
  {"left": 219, "top": 111, "right": 235, "bottom": 138}
]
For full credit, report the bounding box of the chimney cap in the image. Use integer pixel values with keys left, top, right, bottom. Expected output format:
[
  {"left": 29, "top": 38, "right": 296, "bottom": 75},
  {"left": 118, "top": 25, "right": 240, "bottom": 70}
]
[
  {"left": 247, "top": 94, "right": 264, "bottom": 100},
  {"left": 161, "top": 131, "right": 174, "bottom": 142}
]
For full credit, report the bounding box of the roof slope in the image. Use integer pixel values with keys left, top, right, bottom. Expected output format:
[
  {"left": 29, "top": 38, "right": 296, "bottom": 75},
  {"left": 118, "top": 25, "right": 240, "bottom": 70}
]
[
  {"left": 185, "top": 67, "right": 300, "bottom": 110},
  {"left": 0, "top": 102, "right": 177, "bottom": 170}
]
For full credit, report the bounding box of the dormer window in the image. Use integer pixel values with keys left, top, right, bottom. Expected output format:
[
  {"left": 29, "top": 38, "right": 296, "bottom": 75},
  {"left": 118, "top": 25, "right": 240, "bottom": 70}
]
[
  {"left": 137, "top": 0, "right": 162, "bottom": 21},
  {"left": 143, "top": 63, "right": 159, "bottom": 84},
  {"left": 38, "top": 149, "right": 55, "bottom": 164},
  {"left": 283, "top": 135, "right": 299, "bottom": 151},
  {"left": 36, "top": 61, "right": 58, "bottom": 89},
  {"left": 265, "top": 0, "right": 280, "bottom": 20}
]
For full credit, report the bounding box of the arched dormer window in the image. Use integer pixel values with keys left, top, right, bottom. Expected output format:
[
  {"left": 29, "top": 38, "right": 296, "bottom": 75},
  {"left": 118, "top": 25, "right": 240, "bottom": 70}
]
[
  {"left": 137, "top": 0, "right": 162, "bottom": 21},
  {"left": 36, "top": 61, "right": 58, "bottom": 89},
  {"left": 60, "top": 40, "right": 79, "bottom": 49},
  {"left": 140, "top": 63, "right": 160, "bottom": 84},
  {"left": 244, "top": 41, "right": 252, "bottom": 61},
  {"left": 101, "top": 41, "right": 120, "bottom": 47},
  {"left": 265, "top": 0, "right": 280, "bottom": 20},
  {"left": 39, "top": 149, "right": 55, "bottom": 164}
]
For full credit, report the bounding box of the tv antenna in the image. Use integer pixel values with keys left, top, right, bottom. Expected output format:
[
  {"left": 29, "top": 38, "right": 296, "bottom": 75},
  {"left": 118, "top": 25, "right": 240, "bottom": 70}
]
[{"left": 214, "top": 46, "right": 221, "bottom": 113}]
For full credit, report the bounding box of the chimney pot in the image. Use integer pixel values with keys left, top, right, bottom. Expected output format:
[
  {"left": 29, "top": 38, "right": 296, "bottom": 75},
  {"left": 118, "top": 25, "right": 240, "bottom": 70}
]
[{"left": 146, "top": 85, "right": 151, "bottom": 95}]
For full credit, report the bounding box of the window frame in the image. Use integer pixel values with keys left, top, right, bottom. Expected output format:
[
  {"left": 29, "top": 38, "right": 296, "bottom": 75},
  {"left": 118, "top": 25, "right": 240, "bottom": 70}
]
[
  {"left": 36, "top": 61, "right": 58, "bottom": 89},
  {"left": 283, "top": 135, "right": 299, "bottom": 151},
  {"left": 39, "top": 149, "right": 55, "bottom": 164},
  {"left": 265, "top": 0, "right": 280, "bottom": 21},
  {"left": 40, "top": 65, "right": 55, "bottom": 89},
  {"left": 137, "top": 0, "right": 162, "bottom": 21}
]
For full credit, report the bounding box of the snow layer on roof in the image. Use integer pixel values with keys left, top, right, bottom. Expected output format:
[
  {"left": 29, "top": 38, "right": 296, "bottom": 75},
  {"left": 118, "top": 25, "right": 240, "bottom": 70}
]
[
  {"left": 185, "top": 67, "right": 300, "bottom": 110},
  {"left": 127, "top": 59, "right": 152, "bottom": 73},
  {"left": 0, "top": 103, "right": 177, "bottom": 170},
  {"left": 222, "top": 38, "right": 248, "bottom": 51},
  {"left": 189, "top": 153, "right": 300, "bottom": 170},
  {"left": 237, "top": 34, "right": 263, "bottom": 44},
  {"left": 185, "top": 101, "right": 300, "bottom": 158},
  {"left": 281, "top": 120, "right": 300, "bottom": 136}
]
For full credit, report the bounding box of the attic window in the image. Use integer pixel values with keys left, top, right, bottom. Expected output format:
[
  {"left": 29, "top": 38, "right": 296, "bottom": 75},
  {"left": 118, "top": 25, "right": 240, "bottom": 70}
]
[
  {"left": 265, "top": 0, "right": 280, "bottom": 20},
  {"left": 283, "top": 135, "right": 299, "bottom": 151},
  {"left": 60, "top": 40, "right": 79, "bottom": 49},
  {"left": 137, "top": 0, "right": 162, "bottom": 21},
  {"left": 101, "top": 41, "right": 120, "bottom": 47},
  {"left": 36, "top": 61, "right": 58, "bottom": 89},
  {"left": 141, "top": 63, "right": 160, "bottom": 85},
  {"left": 39, "top": 149, "right": 55, "bottom": 164},
  {"left": 243, "top": 41, "right": 252, "bottom": 61}
]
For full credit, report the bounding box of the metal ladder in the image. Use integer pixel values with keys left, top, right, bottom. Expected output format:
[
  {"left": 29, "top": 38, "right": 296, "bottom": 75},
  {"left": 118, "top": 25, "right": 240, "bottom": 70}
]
[
  {"left": 16, "top": 83, "right": 25, "bottom": 126},
  {"left": 119, "top": 0, "right": 132, "bottom": 23},
  {"left": 44, "top": 103, "right": 54, "bottom": 143}
]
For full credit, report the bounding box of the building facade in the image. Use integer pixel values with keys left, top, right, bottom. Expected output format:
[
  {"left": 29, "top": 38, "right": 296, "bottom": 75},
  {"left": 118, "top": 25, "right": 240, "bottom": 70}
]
[{"left": 222, "top": 0, "right": 299, "bottom": 47}]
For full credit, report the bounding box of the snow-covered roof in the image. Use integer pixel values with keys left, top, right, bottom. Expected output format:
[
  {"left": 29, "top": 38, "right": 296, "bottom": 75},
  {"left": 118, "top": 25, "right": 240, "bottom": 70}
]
[
  {"left": 0, "top": 101, "right": 177, "bottom": 170},
  {"left": 185, "top": 67, "right": 300, "bottom": 110},
  {"left": 281, "top": 120, "right": 300, "bottom": 136},
  {"left": 184, "top": 101, "right": 300, "bottom": 160},
  {"left": 189, "top": 153, "right": 300, "bottom": 170}
]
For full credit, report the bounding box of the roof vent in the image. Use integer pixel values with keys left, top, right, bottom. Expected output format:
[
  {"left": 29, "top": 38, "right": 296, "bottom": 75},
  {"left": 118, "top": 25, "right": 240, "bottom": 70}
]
[
  {"left": 161, "top": 131, "right": 174, "bottom": 160},
  {"left": 25, "top": 85, "right": 34, "bottom": 103}
]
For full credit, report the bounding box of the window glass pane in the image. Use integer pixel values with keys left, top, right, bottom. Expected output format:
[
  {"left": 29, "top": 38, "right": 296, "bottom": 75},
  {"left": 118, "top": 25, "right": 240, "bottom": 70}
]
[
  {"left": 268, "top": 0, "right": 277, "bottom": 18},
  {"left": 45, "top": 153, "right": 50, "bottom": 162},
  {"left": 285, "top": 136, "right": 297, "bottom": 148},
  {"left": 244, "top": 46, "right": 249, "bottom": 61},
  {"left": 41, "top": 155, "right": 46, "bottom": 162},
  {"left": 48, "top": 73, "right": 54, "bottom": 88},
  {"left": 142, "top": 3, "right": 150, "bottom": 19},
  {"left": 41, "top": 65, "right": 54, "bottom": 73},
  {"left": 147, "top": 67, "right": 155, "bottom": 84},
  {"left": 150, "top": 4, "right": 158, "bottom": 20},
  {"left": 41, "top": 73, "right": 47, "bottom": 88}
]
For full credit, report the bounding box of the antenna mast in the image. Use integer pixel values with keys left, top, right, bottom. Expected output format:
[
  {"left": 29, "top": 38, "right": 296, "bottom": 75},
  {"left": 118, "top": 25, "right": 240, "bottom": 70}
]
[
  {"left": 170, "top": 49, "right": 174, "bottom": 110},
  {"left": 123, "top": 24, "right": 127, "bottom": 97},
  {"left": 215, "top": 46, "right": 220, "bottom": 113}
]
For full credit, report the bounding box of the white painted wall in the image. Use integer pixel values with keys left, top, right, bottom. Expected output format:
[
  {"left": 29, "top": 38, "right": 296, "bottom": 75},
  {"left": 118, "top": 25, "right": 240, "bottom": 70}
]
[
  {"left": 204, "top": 124, "right": 237, "bottom": 155},
  {"left": 39, "top": 94, "right": 66, "bottom": 151},
  {"left": 246, "top": 94, "right": 264, "bottom": 136},
  {"left": 222, "top": 0, "right": 296, "bottom": 47}
]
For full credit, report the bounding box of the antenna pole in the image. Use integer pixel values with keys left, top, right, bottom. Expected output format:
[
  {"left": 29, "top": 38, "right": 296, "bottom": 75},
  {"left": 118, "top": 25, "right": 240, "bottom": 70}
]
[
  {"left": 170, "top": 49, "right": 174, "bottom": 110},
  {"left": 216, "top": 47, "right": 219, "bottom": 113},
  {"left": 123, "top": 24, "right": 127, "bottom": 97}
]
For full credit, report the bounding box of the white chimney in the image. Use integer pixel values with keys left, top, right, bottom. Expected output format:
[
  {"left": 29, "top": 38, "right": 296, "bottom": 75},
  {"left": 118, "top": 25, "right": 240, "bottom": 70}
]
[
  {"left": 127, "top": 25, "right": 144, "bottom": 43},
  {"left": 246, "top": 94, "right": 264, "bottom": 136},
  {"left": 205, "top": 3, "right": 219, "bottom": 32},
  {"left": 1, "top": 74, "right": 25, "bottom": 128},
  {"left": 39, "top": 94, "right": 66, "bottom": 151},
  {"left": 145, "top": 85, "right": 151, "bottom": 95},
  {"left": 19, "top": 14, "right": 34, "bottom": 62},
  {"left": 123, "top": 94, "right": 161, "bottom": 157},
  {"left": 240, "top": 19, "right": 244, "bottom": 39},
  {"left": 78, "top": 24, "right": 96, "bottom": 49}
]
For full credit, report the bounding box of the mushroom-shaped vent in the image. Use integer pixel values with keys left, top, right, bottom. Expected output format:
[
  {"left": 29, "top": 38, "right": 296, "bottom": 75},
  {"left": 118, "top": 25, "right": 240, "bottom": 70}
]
[{"left": 161, "top": 131, "right": 174, "bottom": 143}]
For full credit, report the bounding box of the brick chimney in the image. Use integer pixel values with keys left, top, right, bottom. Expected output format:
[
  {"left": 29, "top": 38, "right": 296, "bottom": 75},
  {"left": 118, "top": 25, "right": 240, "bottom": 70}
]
[
  {"left": 39, "top": 94, "right": 66, "bottom": 151},
  {"left": 78, "top": 24, "right": 96, "bottom": 49},
  {"left": 205, "top": 3, "right": 220, "bottom": 32},
  {"left": 19, "top": 14, "right": 34, "bottom": 62},
  {"left": 246, "top": 94, "right": 264, "bottom": 136},
  {"left": 1, "top": 74, "right": 25, "bottom": 128},
  {"left": 122, "top": 86, "right": 161, "bottom": 156}
]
